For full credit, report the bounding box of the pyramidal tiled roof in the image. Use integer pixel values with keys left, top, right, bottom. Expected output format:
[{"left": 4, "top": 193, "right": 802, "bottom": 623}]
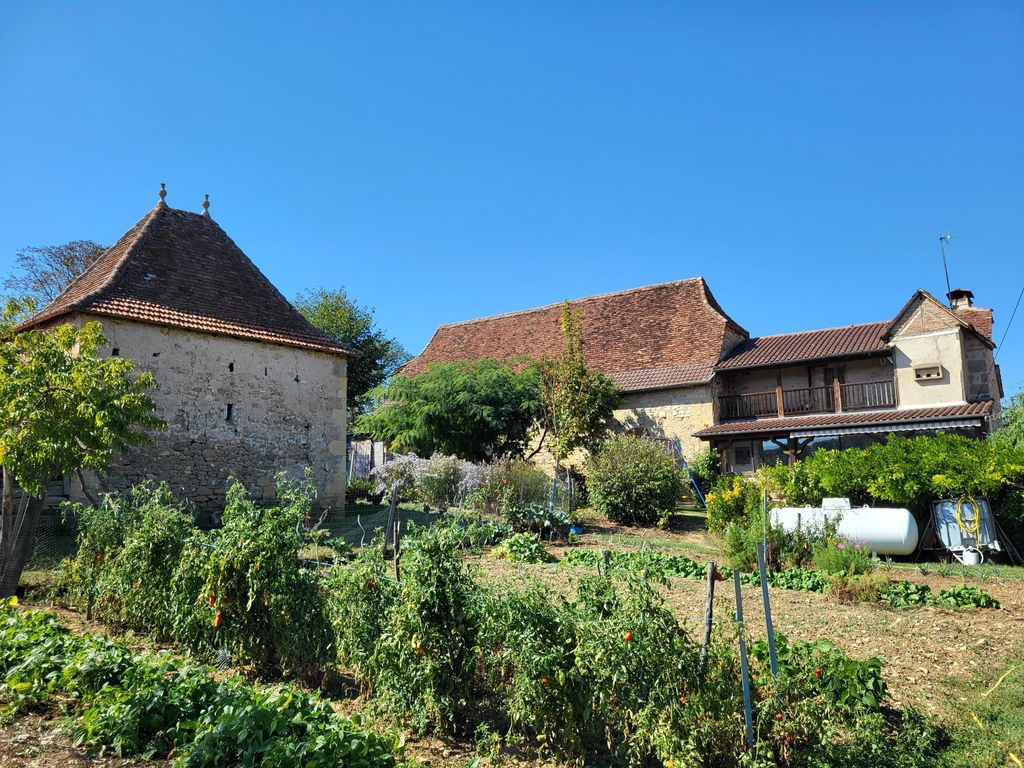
[
  {"left": 22, "top": 201, "right": 354, "bottom": 356},
  {"left": 400, "top": 278, "right": 748, "bottom": 392}
]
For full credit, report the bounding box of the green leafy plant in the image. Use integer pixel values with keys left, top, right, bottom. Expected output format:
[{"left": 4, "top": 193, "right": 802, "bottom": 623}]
[
  {"left": 322, "top": 547, "right": 399, "bottom": 684},
  {"left": 532, "top": 302, "right": 620, "bottom": 464},
  {"left": 357, "top": 358, "right": 543, "bottom": 462},
  {"left": 706, "top": 474, "right": 764, "bottom": 534},
  {"left": 586, "top": 435, "right": 684, "bottom": 526},
  {"left": 812, "top": 535, "right": 876, "bottom": 576},
  {"left": 491, "top": 532, "right": 555, "bottom": 563},
  {"left": 0, "top": 300, "right": 164, "bottom": 596},
  {"left": 370, "top": 524, "right": 480, "bottom": 732},
  {"left": 346, "top": 476, "right": 382, "bottom": 504},
  {"left": 54, "top": 482, "right": 196, "bottom": 633},
  {"left": 0, "top": 600, "right": 407, "bottom": 767}
]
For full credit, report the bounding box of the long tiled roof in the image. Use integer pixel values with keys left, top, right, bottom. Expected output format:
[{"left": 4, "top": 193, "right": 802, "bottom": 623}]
[
  {"left": 716, "top": 321, "right": 889, "bottom": 370},
  {"left": 22, "top": 203, "right": 354, "bottom": 356},
  {"left": 401, "top": 278, "right": 747, "bottom": 392},
  {"left": 693, "top": 401, "right": 994, "bottom": 438}
]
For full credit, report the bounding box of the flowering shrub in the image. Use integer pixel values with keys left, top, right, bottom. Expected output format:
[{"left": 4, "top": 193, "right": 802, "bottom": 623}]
[
  {"left": 706, "top": 474, "right": 764, "bottom": 533},
  {"left": 812, "top": 535, "right": 875, "bottom": 576},
  {"left": 417, "top": 453, "right": 467, "bottom": 508},
  {"left": 371, "top": 453, "right": 426, "bottom": 500}
]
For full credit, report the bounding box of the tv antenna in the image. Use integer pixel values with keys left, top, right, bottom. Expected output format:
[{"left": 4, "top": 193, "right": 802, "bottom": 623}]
[{"left": 939, "top": 234, "right": 955, "bottom": 306}]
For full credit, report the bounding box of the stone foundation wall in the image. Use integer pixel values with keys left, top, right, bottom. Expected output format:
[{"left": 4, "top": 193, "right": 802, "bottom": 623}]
[{"left": 72, "top": 316, "right": 348, "bottom": 514}]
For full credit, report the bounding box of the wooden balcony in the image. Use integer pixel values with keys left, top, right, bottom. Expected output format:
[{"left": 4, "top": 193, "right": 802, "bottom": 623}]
[{"left": 719, "top": 379, "right": 896, "bottom": 421}]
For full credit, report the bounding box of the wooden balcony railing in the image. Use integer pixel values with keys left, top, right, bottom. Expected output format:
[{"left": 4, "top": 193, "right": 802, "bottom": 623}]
[
  {"left": 719, "top": 379, "right": 896, "bottom": 421},
  {"left": 719, "top": 390, "right": 778, "bottom": 420},
  {"left": 840, "top": 380, "right": 896, "bottom": 411},
  {"left": 782, "top": 385, "right": 835, "bottom": 414}
]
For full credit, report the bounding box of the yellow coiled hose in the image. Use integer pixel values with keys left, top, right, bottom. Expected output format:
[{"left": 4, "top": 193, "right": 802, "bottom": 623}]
[{"left": 956, "top": 495, "right": 981, "bottom": 537}]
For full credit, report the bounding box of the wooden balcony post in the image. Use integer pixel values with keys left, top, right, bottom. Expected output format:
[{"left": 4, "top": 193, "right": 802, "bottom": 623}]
[
  {"left": 832, "top": 378, "right": 842, "bottom": 413},
  {"left": 776, "top": 384, "right": 785, "bottom": 418}
]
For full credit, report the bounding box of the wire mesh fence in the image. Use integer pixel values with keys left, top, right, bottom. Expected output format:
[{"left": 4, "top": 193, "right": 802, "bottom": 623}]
[{"left": 24, "top": 512, "right": 79, "bottom": 572}]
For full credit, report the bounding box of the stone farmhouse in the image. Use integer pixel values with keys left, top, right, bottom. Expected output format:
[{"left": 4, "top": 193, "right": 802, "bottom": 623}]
[
  {"left": 405, "top": 278, "right": 1002, "bottom": 472},
  {"left": 22, "top": 187, "right": 353, "bottom": 512}
]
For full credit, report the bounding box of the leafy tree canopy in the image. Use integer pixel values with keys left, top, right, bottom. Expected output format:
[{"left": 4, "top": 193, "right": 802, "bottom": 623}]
[
  {"left": 533, "top": 303, "right": 620, "bottom": 463},
  {"left": 4, "top": 240, "right": 106, "bottom": 304},
  {"left": 0, "top": 297, "right": 164, "bottom": 595},
  {"left": 294, "top": 287, "right": 409, "bottom": 412},
  {"left": 356, "top": 359, "right": 542, "bottom": 462},
  {"left": 993, "top": 389, "right": 1024, "bottom": 451},
  {"left": 0, "top": 298, "right": 165, "bottom": 496}
]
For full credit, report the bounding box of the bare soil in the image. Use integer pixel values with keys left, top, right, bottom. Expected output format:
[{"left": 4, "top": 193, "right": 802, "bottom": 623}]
[{"left": 0, "top": 715, "right": 151, "bottom": 768}]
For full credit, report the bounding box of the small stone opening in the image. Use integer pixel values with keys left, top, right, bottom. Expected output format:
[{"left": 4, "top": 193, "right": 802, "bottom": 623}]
[
  {"left": 226, "top": 403, "right": 234, "bottom": 422},
  {"left": 229, "top": 362, "right": 234, "bottom": 372},
  {"left": 111, "top": 348, "right": 120, "bottom": 357}
]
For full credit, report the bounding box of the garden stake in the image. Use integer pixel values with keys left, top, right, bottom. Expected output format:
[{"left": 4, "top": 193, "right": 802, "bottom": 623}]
[
  {"left": 381, "top": 493, "right": 399, "bottom": 559},
  {"left": 393, "top": 507, "right": 402, "bottom": 583},
  {"left": 601, "top": 549, "right": 611, "bottom": 575},
  {"left": 757, "top": 542, "right": 779, "bottom": 679},
  {"left": 733, "top": 569, "right": 755, "bottom": 749},
  {"left": 699, "top": 561, "right": 716, "bottom": 673}
]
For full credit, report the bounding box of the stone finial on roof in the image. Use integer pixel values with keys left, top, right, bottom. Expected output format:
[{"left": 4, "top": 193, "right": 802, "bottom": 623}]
[
  {"left": 157, "top": 183, "right": 167, "bottom": 208},
  {"left": 202, "top": 194, "right": 210, "bottom": 217}
]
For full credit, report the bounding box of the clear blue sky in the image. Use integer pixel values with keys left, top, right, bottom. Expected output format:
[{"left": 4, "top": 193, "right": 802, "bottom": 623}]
[{"left": 2, "top": 2, "right": 1022, "bottom": 393}]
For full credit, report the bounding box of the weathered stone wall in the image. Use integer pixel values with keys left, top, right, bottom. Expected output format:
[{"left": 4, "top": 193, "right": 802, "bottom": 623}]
[
  {"left": 525, "top": 384, "right": 715, "bottom": 475},
  {"left": 962, "top": 332, "right": 1001, "bottom": 414},
  {"left": 616, "top": 384, "right": 714, "bottom": 459},
  {"left": 71, "top": 316, "right": 348, "bottom": 514}
]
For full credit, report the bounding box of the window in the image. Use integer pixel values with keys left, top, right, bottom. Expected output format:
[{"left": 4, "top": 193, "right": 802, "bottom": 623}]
[
  {"left": 914, "top": 365, "right": 942, "bottom": 381},
  {"left": 228, "top": 362, "right": 234, "bottom": 372},
  {"left": 111, "top": 348, "right": 120, "bottom": 357},
  {"left": 732, "top": 444, "right": 754, "bottom": 472},
  {"left": 226, "top": 404, "right": 234, "bottom": 422}
]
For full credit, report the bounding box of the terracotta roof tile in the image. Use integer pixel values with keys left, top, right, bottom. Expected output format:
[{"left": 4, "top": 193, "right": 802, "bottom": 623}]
[
  {"left": 22, "top": 204, "right": 353, "bottom": 356},
  {"left": 401, "top": 278, "right": 747, "bottom": 393},
  {"left": 693, "top": 401, "right": 993, "bottom": 438},
  {"left": 956, "top": 307, "right": 994, "bottom": 339},
  {"left": 716, "top": 322, "right": 889, "bottom": 370},
  {"left": 610, "top": 363, "right": 716, "bottom": 390}
]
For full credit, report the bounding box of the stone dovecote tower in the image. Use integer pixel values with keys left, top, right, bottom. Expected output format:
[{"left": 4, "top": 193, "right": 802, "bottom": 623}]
[{"left": 22, "top": 186, "right": 354, "bottom": 513}]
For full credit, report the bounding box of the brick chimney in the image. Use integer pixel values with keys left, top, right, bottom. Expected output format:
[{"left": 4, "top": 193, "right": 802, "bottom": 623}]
[{"left": 947, "top": 288, "right": 993, "bottom": 339}]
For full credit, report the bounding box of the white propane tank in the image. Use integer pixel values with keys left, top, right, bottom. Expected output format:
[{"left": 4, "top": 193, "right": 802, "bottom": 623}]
[{"left": 771, "top": 499, "right": 919, "bottom": 556}]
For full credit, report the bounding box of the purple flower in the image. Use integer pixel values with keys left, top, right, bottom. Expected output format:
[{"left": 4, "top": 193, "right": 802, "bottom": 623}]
[{"left": 837, "top": 542, "right": 846, "bottom": 551}]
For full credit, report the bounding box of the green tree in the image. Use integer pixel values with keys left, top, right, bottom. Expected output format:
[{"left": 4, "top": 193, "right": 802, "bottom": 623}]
[
  {"left": 4, "top": 240, "right": 106, "bottom": 304},
  {"left": 0, "top": 299, "right": 163, "bottom": 596},
  {"left": 993, "top": 389, "right": 1024, "bottom": 451},
  {"left": 294, "top": 287, "right": 409, "bottom": 412},
  {"left": 356, "top": 358, "right": 541, "bottom": 462},
  {"left": 533, "top": 303, "right": 620, "bottom": 465}
]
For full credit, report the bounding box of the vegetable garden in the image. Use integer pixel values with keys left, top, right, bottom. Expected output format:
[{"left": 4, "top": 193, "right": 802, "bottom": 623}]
[{"left": 4, "top": 430, "right": 1024, "bottom": 767}]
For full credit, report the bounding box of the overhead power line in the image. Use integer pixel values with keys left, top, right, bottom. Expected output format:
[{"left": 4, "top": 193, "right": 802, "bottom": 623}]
[{"left": 995, "top": 284, "right": 1024, "bottom": 361}]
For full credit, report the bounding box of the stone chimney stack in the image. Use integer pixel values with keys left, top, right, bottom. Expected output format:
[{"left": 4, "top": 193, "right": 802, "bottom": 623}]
[{"left": 947, "top": 288, "right": 994, "bottom": 340}]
